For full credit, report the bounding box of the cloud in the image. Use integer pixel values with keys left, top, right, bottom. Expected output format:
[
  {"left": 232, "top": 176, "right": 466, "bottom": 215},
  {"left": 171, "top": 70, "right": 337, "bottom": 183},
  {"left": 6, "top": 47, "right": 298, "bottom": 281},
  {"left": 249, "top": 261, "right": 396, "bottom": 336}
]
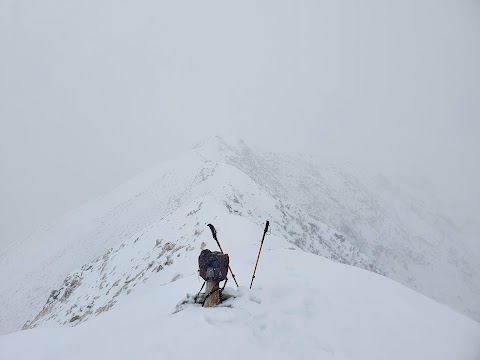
[{"left": 0, "top": 0, "right": 479, "bottom": 248}]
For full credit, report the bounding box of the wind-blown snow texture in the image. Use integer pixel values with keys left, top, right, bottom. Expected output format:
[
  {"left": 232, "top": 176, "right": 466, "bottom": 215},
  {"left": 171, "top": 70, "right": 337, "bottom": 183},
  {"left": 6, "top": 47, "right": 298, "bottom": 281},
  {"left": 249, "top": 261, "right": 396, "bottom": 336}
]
[{"left": 0, "top": 138, "right": 479, "bottom": 350}]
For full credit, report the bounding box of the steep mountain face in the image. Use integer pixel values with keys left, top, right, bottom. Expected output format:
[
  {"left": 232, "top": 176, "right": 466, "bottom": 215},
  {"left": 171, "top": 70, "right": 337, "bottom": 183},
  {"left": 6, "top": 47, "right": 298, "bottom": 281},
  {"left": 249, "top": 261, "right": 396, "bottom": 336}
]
[{"left": 0, "top": 137, "right": 478, "bottom": 335}]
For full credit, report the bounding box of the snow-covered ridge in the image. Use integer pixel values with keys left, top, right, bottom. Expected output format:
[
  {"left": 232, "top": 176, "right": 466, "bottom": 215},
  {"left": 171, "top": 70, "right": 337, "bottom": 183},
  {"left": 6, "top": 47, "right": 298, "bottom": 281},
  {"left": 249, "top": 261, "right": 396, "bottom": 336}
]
[
  {"left": 1, "top": 136, "right": 478, "bottom": 335},
  {"left": 23, "top": 177, "right": 374, "bottom": 329},
  {"left": 3, "top": 215, "right": 480, "bottom": 360},
  {"left": 199, "top": 137, "right": 480, "bottom": 321}
]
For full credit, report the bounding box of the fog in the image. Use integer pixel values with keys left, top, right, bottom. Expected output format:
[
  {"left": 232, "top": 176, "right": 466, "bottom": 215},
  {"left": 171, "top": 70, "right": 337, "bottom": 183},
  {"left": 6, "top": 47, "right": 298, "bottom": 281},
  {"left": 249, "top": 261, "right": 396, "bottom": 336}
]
[{"left": 1, "top": 0, "right": 479, "bottom": 251}]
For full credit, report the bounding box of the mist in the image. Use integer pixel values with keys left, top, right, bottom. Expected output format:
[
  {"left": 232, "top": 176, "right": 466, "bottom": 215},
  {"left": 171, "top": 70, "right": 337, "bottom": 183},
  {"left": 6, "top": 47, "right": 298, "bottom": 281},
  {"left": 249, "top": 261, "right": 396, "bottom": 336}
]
[{"left": 1, "top": 0, "right": 479, "bottom": 251}]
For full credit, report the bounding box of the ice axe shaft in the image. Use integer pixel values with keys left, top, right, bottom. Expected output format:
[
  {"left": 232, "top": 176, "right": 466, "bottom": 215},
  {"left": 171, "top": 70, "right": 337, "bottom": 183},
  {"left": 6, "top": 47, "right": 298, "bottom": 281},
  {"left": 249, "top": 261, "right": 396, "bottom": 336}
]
[
  {"left": 250, "top": 221, "right": 269, "bottom": 289},
  {"left": 207, "top": 224, "right": 239, "bottom": 287}
]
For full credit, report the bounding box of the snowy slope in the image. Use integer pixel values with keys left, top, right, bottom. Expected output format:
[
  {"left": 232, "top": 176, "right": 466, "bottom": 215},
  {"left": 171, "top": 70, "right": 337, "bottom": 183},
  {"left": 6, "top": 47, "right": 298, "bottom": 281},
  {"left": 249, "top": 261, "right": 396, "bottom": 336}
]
[
  {"left": 0, "top": 148, "right": 216, "bottom": 334},
  {"left": 0, "top": 137, "right": 478, "bottom": 336},
  {"left": 196, "top": 137, "right": 480, "bottom": 321},
  {"left": 1, "top": 215, "right": 480, "bottom": 360},
  {"left": 22, "top": 186, "right": 371, "bottom": 329}
]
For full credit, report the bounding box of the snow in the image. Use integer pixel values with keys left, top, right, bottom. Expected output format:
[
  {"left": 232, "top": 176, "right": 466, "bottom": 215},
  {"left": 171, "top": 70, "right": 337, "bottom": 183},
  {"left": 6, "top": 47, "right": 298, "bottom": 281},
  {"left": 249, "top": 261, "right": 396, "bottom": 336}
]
[
  {"left": 1, "top": 137, "right": 479, "bottom": 358},
  {"left": 198, "top": 138, "right": 480, "bottom": 321},
  {"left": 1, "top": 214, "right": 479, "bottom": 360},
  {"left": 0, "top": 139, "right": 374, "bottom": 334}
]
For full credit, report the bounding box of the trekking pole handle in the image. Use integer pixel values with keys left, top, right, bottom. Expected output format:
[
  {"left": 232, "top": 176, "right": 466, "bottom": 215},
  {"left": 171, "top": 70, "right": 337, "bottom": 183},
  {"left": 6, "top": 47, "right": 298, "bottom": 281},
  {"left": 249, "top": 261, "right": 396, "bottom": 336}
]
[
  {"left": 264, "top": 221, "right": 270, "bottom": 235},
  {"left": 207, "top": 223, "right": 224, "bottom": 252},
  {"left": 207, "top": 223, "right": 217, "bottom": 240}
]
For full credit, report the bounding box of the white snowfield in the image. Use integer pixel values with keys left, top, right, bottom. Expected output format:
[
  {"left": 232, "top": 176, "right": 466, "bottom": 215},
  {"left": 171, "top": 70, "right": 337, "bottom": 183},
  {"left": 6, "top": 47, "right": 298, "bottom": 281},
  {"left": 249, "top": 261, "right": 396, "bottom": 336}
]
[
  {"left": 0, "top": 138, "right": 374, "bottom": 334},
  {"left": 1, "top": 137, "right": 479, "bottom": 358},
  {"left": 1, "top": 215, "right": 479, "bottom": 360}
]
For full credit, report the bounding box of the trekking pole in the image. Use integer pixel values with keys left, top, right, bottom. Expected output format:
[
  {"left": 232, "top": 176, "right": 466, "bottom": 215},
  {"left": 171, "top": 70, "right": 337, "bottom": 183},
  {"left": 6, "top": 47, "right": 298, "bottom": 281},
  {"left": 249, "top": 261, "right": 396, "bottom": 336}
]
[
  {"left": 250, "top": 221, "right": 269, "bottom": 289},
  {"left": 194, "top": 281, "right": 206, "bottom": 304},
  {"left": 207, "top": 224, "right": 239, "bottom": 287}
]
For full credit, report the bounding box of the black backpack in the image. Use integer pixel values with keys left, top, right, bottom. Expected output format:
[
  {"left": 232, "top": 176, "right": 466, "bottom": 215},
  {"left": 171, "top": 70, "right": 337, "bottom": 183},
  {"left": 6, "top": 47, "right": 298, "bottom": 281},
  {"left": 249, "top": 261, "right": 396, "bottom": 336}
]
[{"left": 198, "top": 249, "right": 229, "bottom": 282}]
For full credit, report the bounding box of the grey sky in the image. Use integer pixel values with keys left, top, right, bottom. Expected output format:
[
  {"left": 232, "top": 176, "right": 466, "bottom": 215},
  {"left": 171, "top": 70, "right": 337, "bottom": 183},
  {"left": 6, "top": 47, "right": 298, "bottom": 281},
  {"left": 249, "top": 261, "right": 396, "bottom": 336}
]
[{"left": 1, "top": 0, "right": 479, "bottom": 250}]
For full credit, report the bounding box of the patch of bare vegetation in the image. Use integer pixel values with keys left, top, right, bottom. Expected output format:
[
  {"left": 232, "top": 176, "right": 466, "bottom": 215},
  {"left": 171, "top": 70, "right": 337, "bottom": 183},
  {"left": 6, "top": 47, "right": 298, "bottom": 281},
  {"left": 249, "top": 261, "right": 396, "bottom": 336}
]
[{"left": 171, "top": 274, "right": 183, "bottom": 282}]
